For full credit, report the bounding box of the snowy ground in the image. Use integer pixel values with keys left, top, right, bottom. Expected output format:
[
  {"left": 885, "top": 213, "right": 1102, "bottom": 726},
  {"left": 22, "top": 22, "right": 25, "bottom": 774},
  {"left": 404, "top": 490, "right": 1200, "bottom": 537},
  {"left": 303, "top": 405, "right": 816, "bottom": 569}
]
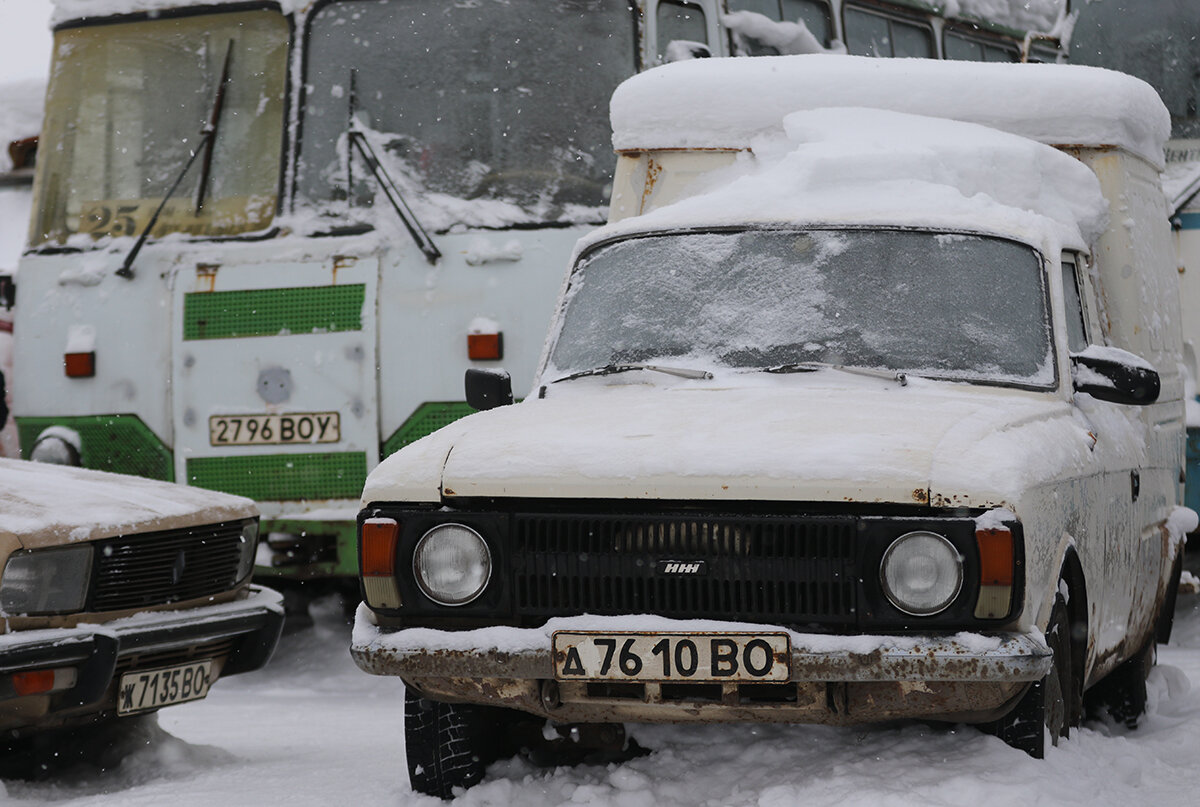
[{"left": 4, "top": 593, "right": 1200, "bottom": 806}]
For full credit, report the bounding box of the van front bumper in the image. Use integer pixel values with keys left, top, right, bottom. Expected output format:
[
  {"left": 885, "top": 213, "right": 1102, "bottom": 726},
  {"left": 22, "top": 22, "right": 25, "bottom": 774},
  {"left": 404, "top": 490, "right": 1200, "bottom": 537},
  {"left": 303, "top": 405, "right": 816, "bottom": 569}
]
[
  {"left": 351, "top": 611, "right": 1051, "bottom": 725},
  {"left": 0, "top": 585, "right": 285, "bottom": 731}
]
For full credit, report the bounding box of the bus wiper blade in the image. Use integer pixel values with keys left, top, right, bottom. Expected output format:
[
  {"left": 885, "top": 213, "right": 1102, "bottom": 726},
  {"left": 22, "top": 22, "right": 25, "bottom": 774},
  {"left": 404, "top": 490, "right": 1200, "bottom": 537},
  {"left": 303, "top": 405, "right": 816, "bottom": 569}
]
[
  {"left": 195, "top": 41, "right": 234, "bottom": 214},
  {"left": 346, "top": 70, "right": 441, "bottom": 264},
  {"left": 765, "top": 361, "right": 907, "bottom": 386},
  {"left": 551, "top": 363, "right": 715, "bottom": 384},
  {"left": 117, "top": 41, "right": 234, "bottom": 280}
]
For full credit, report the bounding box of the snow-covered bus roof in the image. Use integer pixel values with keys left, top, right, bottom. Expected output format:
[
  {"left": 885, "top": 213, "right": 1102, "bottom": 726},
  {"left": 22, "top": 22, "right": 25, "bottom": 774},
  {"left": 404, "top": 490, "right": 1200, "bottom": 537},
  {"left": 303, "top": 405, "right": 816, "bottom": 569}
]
[
  {"left": 49, "top": 0, "right": 310, "bottom": 26},
  {"left": 611, "top": 55, "right": 1171, "bottom": 170}
]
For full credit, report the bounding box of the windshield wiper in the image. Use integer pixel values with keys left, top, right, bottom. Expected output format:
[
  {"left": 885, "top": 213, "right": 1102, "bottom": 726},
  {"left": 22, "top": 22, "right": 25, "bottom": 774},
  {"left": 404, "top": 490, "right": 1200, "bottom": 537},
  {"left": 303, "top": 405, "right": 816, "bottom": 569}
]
[
  {"left": 117, "top": 41, "right": 234, "bottom": 280},
  {"left": 346, "top": 70, "right": 441, "bottom": 264},
  {"left": 765, "top": 361, "right": 908, "bottom": 387},
  {"left": 551, "top": 363, "right": 715, "bottom": 384}
]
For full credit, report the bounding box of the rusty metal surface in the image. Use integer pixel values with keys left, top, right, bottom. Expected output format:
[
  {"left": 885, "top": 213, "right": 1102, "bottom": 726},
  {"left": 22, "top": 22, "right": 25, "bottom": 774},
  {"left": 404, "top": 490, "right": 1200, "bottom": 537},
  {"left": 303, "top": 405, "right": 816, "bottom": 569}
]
[
  {"left": 350, "top": 630, "right": 1051, "bottom": 684},
  {"left": 400, "top": 674, "right": 1025, "bottom": 727}
]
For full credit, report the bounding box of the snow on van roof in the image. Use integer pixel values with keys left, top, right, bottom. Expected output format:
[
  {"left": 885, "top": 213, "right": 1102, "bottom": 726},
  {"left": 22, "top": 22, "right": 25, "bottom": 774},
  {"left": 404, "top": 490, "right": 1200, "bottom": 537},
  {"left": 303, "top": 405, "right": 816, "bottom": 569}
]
[
  {"left": 592, "top": 105, "right": 1107, "bottom": 252},
  {"left": 611, "top": 55, "right": 1170, "bottom": 170}
]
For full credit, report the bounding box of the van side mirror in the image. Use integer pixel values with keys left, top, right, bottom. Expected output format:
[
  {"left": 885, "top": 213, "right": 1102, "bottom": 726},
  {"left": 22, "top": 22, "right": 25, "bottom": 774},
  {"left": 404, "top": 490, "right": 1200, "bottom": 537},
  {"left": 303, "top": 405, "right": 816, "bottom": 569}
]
[
  {"left": 1070, "top": 348, "right": 1160, "bottom": 406},
  {"left": 465, "top": 368, "right": 513, "bottom": 411}
]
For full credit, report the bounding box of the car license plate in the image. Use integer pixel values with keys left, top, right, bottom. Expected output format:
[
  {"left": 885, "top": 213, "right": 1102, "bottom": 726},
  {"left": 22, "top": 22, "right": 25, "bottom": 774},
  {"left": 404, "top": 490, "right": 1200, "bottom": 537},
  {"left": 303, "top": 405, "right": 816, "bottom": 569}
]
[
  {"left": 208, "top": 412, "right": 340, "bottom": 446},
  {"left": 117, "top": 660, "right": 214, "bottom": 715},
  {"left": 552, "top": 632, "right": 790, "bottom": 682}
]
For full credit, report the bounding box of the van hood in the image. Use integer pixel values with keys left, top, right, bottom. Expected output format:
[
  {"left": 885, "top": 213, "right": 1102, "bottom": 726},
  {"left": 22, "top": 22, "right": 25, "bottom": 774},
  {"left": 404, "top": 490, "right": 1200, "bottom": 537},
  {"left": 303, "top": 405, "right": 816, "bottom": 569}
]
[{"left": 367, "top": 375, "right": 1100, "bottom": 509}]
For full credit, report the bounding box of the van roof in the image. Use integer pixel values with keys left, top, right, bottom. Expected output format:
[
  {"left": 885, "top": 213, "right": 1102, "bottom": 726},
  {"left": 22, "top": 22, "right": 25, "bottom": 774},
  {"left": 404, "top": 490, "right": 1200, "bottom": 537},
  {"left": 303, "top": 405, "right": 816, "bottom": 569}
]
[{"left": 611, "top": 55, "right": 1170, "bottom": 169}]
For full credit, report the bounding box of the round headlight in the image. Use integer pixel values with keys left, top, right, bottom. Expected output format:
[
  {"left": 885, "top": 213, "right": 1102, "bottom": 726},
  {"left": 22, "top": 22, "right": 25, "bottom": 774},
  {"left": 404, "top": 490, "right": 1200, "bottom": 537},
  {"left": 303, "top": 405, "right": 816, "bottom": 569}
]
[
  {"left": 880, "top": 531, "right": 963, "bottom": 616},
  {"left": 413, "top": 524, "right": 492, "bottom": 606}
]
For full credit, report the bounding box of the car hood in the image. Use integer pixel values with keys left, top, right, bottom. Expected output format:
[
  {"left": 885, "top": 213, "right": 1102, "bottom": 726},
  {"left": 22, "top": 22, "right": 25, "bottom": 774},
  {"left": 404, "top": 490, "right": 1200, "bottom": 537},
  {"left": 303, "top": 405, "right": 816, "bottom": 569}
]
[
  {"left": 366, "top": 374, "right": 1102, "bottom": 509},
  {"left": 0, "top": 458, "right": 257, "bottom": 549}
]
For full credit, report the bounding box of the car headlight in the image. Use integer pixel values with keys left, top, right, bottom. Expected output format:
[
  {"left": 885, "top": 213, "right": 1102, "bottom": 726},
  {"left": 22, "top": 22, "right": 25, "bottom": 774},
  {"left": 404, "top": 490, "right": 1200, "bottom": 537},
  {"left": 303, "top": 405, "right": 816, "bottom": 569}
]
[
  {"left": 1, "top": 545, "right": 93, "bottom": 615},
  {"left": 413, "top": 524, "right": 492, "bottom": 606},
  {"left": 880, "top": 531, "right": 963, "bottom": 616},
  {"left": 236, "top": 519, "right": 260, "bottom": 583}
]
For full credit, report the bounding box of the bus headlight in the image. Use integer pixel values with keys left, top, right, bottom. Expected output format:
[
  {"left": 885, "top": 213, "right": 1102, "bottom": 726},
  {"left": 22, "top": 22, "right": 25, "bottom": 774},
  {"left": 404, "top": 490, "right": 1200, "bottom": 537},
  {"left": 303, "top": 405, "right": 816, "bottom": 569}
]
[
  {"left": 413, "top": 524, "right": 491, "bottom": 606},
  {"left": 1, "top": 546, "right": 93, "bottom": 615},
  {"left": 880, "top": 531, "right": 962, "bottom": 616}
]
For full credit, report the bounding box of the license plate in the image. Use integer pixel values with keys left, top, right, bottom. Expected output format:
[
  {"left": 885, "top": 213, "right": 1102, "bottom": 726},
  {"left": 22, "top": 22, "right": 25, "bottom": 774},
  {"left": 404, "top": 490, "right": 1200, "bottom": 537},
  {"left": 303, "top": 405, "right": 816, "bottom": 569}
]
[
  {"left": 552, "top": 632, "right": 790, "bottom": 682},
  {"left": 118, "top": 660, "right": 214, "bottom": 715},
  {"left": 209, "top": 412, "right": 340, "bottom": 446}
]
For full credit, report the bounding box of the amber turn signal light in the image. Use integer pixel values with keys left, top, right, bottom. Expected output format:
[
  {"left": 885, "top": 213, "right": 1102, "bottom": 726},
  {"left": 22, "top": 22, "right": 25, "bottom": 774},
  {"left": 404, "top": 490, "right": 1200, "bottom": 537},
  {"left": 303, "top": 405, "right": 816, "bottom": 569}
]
[{"left": 361, "top": 518, "right": 399, "bottom": 577}]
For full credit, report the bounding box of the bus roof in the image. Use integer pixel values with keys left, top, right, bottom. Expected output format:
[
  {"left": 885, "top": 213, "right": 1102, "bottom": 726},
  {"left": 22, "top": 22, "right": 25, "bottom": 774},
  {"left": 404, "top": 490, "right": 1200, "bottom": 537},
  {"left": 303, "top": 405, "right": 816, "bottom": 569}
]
[{"left": 611, "top": 55, "right": 1171, "bottom": 169}]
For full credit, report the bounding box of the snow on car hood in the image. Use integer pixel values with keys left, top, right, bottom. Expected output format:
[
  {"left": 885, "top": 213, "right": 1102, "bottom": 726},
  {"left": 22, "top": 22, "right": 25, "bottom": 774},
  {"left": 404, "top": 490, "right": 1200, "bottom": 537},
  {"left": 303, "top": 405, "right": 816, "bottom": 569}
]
[
  {"left": 365, "top": 374, "right": 1100, "bottom": 509},
  {"left": 0, "top": 458, "right": 256, "bottom": 547}
]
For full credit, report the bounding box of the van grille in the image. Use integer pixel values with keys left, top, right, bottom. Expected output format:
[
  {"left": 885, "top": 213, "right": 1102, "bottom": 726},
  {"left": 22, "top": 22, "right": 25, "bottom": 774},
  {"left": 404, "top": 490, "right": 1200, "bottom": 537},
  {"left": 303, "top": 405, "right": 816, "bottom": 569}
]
[
  {"left": 89, "top": 521, "right": 245, "bottom": 612},
  {"left": 510, "top": 514, "right": 858, "bottom": 625}
]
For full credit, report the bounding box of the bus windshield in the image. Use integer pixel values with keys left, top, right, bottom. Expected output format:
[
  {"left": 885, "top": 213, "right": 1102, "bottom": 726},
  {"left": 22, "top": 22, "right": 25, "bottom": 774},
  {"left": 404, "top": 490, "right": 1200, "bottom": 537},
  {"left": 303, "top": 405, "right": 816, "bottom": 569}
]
[
  {"left": 296, "top": 0, "right": 637, "bottom": 231},
  {"left": 30, "top": 10, "right": 288, "bottom": 246}
]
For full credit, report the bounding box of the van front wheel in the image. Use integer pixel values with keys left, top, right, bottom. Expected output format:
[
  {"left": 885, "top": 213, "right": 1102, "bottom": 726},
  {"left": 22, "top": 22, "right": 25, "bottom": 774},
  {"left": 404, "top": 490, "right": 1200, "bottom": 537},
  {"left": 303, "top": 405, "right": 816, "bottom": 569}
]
[
  {"left": 986, "top": 596, "right": 1075, "bottom": 758},
  {"left": 403, "top": 689, "right": 511, "bottom": 799}
]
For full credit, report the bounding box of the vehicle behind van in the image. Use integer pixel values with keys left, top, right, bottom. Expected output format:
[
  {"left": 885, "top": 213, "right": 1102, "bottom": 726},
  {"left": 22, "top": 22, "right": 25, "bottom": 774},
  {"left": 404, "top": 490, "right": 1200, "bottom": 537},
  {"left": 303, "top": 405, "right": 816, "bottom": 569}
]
[{"left": 351, "top": 56, "right": 1192, "bottom": 797}]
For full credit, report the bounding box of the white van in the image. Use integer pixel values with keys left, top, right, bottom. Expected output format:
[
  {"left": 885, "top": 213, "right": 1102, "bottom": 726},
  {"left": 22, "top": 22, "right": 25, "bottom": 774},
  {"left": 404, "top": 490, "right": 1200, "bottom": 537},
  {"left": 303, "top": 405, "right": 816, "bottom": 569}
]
[{"left": 351, "top": 56, "right": 1192, "bottom": 797}]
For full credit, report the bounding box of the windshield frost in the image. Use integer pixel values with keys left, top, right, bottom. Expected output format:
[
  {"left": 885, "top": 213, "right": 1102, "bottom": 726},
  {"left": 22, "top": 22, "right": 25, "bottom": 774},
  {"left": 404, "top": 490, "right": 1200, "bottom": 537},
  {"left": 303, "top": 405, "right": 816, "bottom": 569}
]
[
  {"left": 549, "top": 230, "right": 1054, "bottom": 386},
  {"left": 296, "top": 0, "right": 637, "bottom": 230},
  {"left": 31, "top": 11, "right": 288, "bottom": 246}
]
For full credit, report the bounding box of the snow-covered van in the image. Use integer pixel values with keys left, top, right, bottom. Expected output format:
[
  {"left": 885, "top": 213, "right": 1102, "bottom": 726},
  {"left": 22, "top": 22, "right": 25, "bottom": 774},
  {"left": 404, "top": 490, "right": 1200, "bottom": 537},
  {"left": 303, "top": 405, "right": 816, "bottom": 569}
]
[
  {"left": 351, "top": 56, "right": 1191, "bottom": 796},
  {"left": 0, "top": 458, "right": 283, "bottom": 754}
]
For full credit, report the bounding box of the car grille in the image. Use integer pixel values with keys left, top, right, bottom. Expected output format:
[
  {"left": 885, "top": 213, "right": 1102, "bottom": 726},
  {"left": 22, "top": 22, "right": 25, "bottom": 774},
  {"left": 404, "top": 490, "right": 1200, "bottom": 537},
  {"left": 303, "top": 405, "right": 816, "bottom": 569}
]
[
  {"left": 510, "top": 514, "right": 858, "bottom": 625},
  {"left": 89, "top": 521, "right": 245, "bottom": 612}
]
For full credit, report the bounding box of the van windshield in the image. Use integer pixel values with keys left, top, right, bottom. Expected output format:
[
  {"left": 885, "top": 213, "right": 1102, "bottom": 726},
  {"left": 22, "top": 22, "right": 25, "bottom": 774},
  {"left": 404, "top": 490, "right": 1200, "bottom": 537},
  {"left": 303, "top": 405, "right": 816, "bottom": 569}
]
[{"left": 548, "top": 229, "right": 1054, "bottom": 387}]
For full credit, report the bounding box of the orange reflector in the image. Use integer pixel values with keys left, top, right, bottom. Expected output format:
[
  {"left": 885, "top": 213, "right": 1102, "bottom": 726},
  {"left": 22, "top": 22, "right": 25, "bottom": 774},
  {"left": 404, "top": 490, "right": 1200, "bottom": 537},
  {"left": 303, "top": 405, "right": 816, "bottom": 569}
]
[
  {"left": 13, "top": 669, "right": 56, "bottom": 696},
  {"left": 361, "top": 519, "right": 399, "bottom": 577},
  {"left": 64, "top": 351, "right": 95, "bottom": 378},
  {"left": 976, "top": 527, "right": 1014, "bottom": 587},
  {"left": 467, "top": 332, "right": 503, "bottom": 361}
]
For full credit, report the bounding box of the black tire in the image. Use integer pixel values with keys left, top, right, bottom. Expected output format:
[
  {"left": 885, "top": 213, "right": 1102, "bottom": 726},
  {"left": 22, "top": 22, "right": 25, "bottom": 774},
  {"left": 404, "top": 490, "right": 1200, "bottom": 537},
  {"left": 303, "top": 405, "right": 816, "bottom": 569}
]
[
  {"left": 988, "top": 596, "right": 1075, "bottom": 758},
  {"left": 404, "top": 689, "right": 504, "bottom": 799},
  {"left": 1085, "top": 636, "right": 1155, "bottom": 730}
]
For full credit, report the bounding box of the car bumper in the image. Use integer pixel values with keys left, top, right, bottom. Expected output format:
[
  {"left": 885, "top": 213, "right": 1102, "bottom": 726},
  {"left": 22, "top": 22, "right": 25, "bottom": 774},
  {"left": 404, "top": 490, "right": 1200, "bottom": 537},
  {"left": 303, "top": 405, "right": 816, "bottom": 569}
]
[
  {"left": 351, "top": 610, "right": 1051, "bottom": 725},
  {"left": 0, "top": 585, "right": 285, "bottom": 729}
]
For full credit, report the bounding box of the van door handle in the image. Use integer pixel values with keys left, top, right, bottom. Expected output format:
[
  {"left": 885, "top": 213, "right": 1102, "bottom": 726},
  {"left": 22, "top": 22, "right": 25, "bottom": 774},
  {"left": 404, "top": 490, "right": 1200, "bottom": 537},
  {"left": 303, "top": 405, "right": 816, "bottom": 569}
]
[{"left": 1131, "top": 469, "right": 1140, "bottom": 502}]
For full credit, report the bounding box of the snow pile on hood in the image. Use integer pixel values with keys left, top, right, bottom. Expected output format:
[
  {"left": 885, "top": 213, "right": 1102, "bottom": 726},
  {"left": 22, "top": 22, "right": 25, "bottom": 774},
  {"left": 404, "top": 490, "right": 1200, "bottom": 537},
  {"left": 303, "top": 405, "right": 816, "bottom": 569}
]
[
  {"left": 611, "top": 55, "right": 1170, "bottom": 169},
  {"left": 0, "top": 458, "right": 255, "bottom": 544},
  {"left": 600, "top": 105, "right": 1108, "bottom": 250}
]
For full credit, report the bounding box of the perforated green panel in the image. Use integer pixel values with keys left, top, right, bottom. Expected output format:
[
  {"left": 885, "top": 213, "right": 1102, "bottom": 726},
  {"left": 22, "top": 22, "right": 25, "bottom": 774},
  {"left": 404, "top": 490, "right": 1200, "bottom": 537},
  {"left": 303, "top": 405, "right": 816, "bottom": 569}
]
[
  {"left": 16, "top": 415, "right": 173, "bottom": 481},
  {"left": 183, "top": 284, "right": 365, "bottom": 340},
  {"left": 382, "top": 402, "right": 474, "bottom": 458},
  {"left": 186, "top": 452, "right": 367, "bottom": 500}
]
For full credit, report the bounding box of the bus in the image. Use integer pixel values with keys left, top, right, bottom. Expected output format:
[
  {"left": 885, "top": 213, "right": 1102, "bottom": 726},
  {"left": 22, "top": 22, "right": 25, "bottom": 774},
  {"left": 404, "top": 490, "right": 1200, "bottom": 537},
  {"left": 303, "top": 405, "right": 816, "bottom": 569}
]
[
  {"left": 1069, "top": 0, "right": 1200, "bottom": 529},
  {"left": 13, "top": 0, "right": 1065, "bottom": 610}
]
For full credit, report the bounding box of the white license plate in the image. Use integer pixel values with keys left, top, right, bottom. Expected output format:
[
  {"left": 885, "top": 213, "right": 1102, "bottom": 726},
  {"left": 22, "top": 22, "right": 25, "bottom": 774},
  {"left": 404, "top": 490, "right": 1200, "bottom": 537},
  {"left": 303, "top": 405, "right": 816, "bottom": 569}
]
[
  {"left": 553, "top": 632, "right": 790, "bottom": 682},
  {"left": 118, "top": 660, "right": 214, "bottom": 715},
  {"left": 209, "top": 412, "right": 340, "bottom": 446}
]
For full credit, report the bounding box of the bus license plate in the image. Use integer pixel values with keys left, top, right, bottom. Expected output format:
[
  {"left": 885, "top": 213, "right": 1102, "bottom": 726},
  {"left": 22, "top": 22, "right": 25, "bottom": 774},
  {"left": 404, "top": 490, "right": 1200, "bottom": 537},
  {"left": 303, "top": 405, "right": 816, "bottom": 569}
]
[
  {"left": 117, "top": 660, "right": 214, "bottom": 715},
  {"left": 209, "top": 412, "right": 340, "bottom": 446},
  {"left": 552, "top": 632, "right": 790, "bottom": 682}
]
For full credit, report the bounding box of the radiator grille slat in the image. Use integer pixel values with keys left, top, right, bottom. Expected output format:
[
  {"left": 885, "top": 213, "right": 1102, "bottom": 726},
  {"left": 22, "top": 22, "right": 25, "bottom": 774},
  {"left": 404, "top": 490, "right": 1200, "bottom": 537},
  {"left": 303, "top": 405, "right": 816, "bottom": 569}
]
[
  {"left": 511, "top": 515, "right": 857, "bottom": 625},
  {"left": 90, "top": 522, "right": 245, "bottom": 612}
]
